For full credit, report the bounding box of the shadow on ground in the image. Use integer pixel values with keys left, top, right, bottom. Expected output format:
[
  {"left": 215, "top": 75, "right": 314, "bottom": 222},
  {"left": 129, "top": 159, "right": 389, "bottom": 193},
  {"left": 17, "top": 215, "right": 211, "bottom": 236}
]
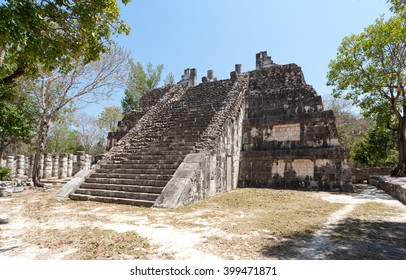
[
  {"left": 0, "top": 246, "right": 18, "bottom": 254},
  {"left": 328, "top": 218, "right": 406, "bottom": 260},
  {"left": 261, "top": 219, "right": 406, "bottom": 260},
  {"left": 261, "top": 230, "right": 315, "bottom": 259}
]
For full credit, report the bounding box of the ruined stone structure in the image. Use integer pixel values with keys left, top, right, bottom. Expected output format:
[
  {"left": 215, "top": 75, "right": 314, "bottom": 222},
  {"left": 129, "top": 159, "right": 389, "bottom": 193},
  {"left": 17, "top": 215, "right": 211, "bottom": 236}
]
[
  {"left": 70, "top": 52, "right": 352, "bottom": 208},
  {"left": 0, "top": 152, "right": 93, "bottom": 181}
]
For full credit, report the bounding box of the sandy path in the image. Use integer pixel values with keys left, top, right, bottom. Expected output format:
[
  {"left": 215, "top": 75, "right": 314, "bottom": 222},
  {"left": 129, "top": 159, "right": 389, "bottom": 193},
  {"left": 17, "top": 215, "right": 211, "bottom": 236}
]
[{"left": 296, "top": 185, "right": 406, "bottom": 259}]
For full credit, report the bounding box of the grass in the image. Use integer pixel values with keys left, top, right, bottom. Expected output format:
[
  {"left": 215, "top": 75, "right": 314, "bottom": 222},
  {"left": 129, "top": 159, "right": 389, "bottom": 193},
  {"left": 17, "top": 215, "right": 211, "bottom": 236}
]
[
  {"left": 24, "top": 226, "right": 151, "bottom": 260},
  {"left": 329, "top": 202, "right": 406, "bottom": 259},
  {"left": 331, "top": 202, "right": 404, "bottom": 240},
  {"left": 3, "top": 186, "right": 404, "bottom": 260},
  {"left": 167, "top": 188, "right": 343, "bottom": 259}
]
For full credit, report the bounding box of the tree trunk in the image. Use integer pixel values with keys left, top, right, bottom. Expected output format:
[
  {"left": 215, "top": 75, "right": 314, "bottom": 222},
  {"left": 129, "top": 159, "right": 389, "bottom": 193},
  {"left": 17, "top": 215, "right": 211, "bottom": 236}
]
[
  {"left": 32, "top": 114, "right": 50, "bottom": 187},
  {"left": 392, "top": 118, "right": 406, "bottom": 177}
]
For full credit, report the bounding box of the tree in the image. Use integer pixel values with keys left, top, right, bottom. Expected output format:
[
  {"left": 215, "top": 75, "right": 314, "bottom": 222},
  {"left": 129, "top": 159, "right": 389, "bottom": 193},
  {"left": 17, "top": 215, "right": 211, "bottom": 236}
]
[
  {"left": 45, "top": 123, "right": 82, "bottom": 155},
  {"left": 389, "top": 0, "right": 406, "bottom": 16},
  {"left": 73, "top": 112, "right": 105, "bottom": 154},
  {"left": 20, "top": 47, "right": 129, "bottom": 187},
  {"left": 164, "top": 72, "right": 175, "bottom": 86},
  {"left": 324, "top": 97, "right": 372, "bottom": 158},
  {"left": 121, "top": 61, "right": 164, "bottom": 113},
  {"left": 97, "top": 106, "right": 123, "bottom": 133},
  {"left": 351, "top": 124, "right": 397, "bottom": 167},
  {"left": 327, "top": 15, "right": 406, "bottom": 176},
  {"left": 0, "top": 93, "right": 39, "bottom": 157},
  {"left": 0, "top": 0, "right": 131, "bottom": 97}
]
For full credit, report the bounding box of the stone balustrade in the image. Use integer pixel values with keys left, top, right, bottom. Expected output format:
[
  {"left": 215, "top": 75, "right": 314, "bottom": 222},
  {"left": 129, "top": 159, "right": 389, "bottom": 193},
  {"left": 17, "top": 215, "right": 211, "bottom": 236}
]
[{"left": 0, "top": 152, "right": 93, "bottom": 181}]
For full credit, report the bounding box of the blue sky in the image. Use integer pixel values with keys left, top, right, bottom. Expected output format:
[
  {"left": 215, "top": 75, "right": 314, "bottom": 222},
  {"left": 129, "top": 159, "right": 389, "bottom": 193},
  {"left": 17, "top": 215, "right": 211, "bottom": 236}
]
[{"left": 90, "top": 0, "right": 391, "bottom": 116}]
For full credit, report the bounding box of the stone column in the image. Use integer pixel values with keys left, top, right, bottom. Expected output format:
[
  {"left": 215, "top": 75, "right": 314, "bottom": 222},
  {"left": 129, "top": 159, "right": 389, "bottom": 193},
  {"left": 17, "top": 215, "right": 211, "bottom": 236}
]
[
  {"left": 6, "top": 156, "right": 15, "bottom": 178},
  {"left": 189, "top": 68, "right": 197, "bottom": 87},
  {"left": 58, "top": 154, "right": 68, "bottom": 179},
  {"left": 27, "top": 156, "right": 34, "bottom": 178},
  {"left": 207, "top": 70, "right": 214, "bottom": 80},
  {"left": 52, "top": 155, "right": 59, "bottom": 178},
  {"left": 235, "top": 64, "right": 242, "bottom": 74},
  {"left": 43, "top": 153, "right": 52, "bottom": 179},
  {"left": 77, "top": 151, "right": 86, "bottom": 171},
  {"left": 67, "top": 154, "right": 73, "bottom": 177},
  {"left": 24, "top": 156, "right": 30, "bottom": 177},
  {"left": 16, "top": 155, "right": 25, "bottom": 178},
  {"left": 85, "top": 154, "right": 92, "bottom": 170},
  {"left": 72, "top": 154, "right": 78, "bottom": 175},
  {"left": 38, "top": 154, "right": 44, "bottom": 179}
]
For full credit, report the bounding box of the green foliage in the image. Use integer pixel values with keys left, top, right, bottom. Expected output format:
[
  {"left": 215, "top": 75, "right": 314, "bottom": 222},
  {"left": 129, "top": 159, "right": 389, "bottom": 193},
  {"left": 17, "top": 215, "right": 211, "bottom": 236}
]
[
  {"left": 327, "top": 15, "right": 406, "bottom": 165},
  {"left": 0, "top": 166, "right": 12, "bottom": 181},
  {"left": 327, "top": 16, "right": 406, "bottom": 119},
  {"left": 45, "top": 123, "right": 82, "bottom": 154},
  {"left": 121, "top": 61, "right": 164, "bottom": 113},
  {"left": 351, "top": 125, "right": 398, "bottom": 167},
  {"left": 324, "top": 97, "right": 371, "bottom": 156},
  {"left": 97, "top": 106, "right": 123, "bottom": 132},
  {"left": 163, "top": 72, "right": 175, "bottom": 86},
  {"left": 0, "top": 94, "right": 39, "bottom": 155},
  {"left": 0, "top": 0, "right": 131, "bottom": 88},
  {"left": 389, "top": 0, "right": 406, "bottom": 16}
]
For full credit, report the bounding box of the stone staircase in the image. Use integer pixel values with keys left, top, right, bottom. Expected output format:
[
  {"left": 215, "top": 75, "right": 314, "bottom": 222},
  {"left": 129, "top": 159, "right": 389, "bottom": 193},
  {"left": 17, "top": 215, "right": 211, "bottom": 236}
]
[{"left": 69, "top": 80, "right": 235, "bottom": 206}]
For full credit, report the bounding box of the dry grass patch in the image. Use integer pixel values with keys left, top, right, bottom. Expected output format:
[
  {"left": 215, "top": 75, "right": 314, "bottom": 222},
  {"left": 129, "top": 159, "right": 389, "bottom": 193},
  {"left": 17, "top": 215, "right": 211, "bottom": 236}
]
[
  {"left": 328, "top": 202, "right": 406, "bottom": 259},
  {"left": 24, "top": 226, "right": 151, "bottom": 260},
  {"left": 167, "top": 188, "right": 343, "bottom": 259}
]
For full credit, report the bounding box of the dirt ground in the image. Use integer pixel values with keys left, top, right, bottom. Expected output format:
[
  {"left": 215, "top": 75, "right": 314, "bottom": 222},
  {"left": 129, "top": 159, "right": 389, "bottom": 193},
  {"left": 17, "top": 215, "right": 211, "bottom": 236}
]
[{"left": 0, "top": 184, "right": 405, "bottom": 260}]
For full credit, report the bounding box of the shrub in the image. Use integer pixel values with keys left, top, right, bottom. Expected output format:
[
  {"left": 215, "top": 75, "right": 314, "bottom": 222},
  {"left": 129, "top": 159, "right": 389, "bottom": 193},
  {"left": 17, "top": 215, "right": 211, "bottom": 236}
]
[{"left": 0, "top": 166, "right": 12, "bottom": 181}]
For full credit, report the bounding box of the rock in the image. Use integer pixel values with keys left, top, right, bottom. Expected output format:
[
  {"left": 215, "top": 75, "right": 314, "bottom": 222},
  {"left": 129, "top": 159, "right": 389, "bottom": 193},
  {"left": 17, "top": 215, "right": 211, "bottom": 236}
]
[
  {"left": 0, "top": 181, "right": 14, "bottom": 197},
  {"left": 0, "top": 179, "right": 27, "bottom": 196}
]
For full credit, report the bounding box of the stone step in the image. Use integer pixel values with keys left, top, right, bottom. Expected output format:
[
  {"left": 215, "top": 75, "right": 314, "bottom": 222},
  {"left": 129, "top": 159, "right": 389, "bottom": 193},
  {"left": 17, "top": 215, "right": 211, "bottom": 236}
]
[
  {"left": 113, "top": 159, "right": 183, "bottom": 165},
  {"left": 69, "top": 193, "right": 155, "bottom": 207},
  {"left": 91, "top": 173, "right": 173, "bottom": 181},
  {"left": 100, "top": 163, "right": 180, "bottom": 170},
  {"left": 164, "top": 115, "right": 214, "bottom": 121},
  {"left": 160, "top": 136, "right": 201, "bottom": 142},
  {"left": 116, "top": 154, "right": 185, "bottom": 161},
  {"left": 140, "top": 144, "right": 195, "bottom": 150},
  {"left": 121, "top": 150, "right": 192, "bottom": 156},
  {"left": 97, "top": 168, "right": 177, "bottom": 175},
  {"left": 74, "top": 188, "right": 160, "bottom": 201},
  {"left": 80, "top": 183, "right": 164, "bottom": 194},
  {"left": 85, "top": 177, "right": 168, "bottom": 187}
]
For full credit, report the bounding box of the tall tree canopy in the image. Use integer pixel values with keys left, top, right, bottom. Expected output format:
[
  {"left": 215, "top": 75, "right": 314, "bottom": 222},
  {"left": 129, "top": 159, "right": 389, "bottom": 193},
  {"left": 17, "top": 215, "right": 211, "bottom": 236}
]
[
  {"left": 97, "top": 106, "right": 123, "bottom": 133},
  {"left": 327, "top": 15, "right": 406, "bottom": 175},
  {"left": 121, "top": 61, "right": 164, "bottom": 113},
  {"left": 0, "top": 94, "right": 39, "bottom": 156},
  {"left": 0, "top": 0, "right": 131, "bottom": 96},
  {"left": 21, "top": 47, "right": 129, "bottom": 187}
]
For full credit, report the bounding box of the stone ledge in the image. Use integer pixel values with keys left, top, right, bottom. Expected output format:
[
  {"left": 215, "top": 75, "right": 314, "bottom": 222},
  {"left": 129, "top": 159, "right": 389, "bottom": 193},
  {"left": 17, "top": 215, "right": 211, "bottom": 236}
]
[
  {"left": 153, "top": 153, "right": 207, "bottom": 209},
  {"left": 369, "top": 175, "right": 406, "bottom": 205},
  {"left": 0, "top": 179, "right": 26, "bottom": 197},
  {"left": 56, "top": 169, "right": 93, "bottom": 199}
]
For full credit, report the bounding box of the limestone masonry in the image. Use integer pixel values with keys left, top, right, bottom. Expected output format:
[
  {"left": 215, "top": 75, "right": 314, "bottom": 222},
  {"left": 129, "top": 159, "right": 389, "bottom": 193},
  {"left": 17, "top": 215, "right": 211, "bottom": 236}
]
[{"left": 69, "top": 52, "right": 353, "bottom": 208}]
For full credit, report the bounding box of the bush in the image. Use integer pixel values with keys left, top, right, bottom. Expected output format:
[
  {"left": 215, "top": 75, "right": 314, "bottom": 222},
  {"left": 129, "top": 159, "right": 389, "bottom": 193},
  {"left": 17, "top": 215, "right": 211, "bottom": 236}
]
[
  {"left": 0, "top": 166, "right": 12, "bottom": 181},
  {"left": 351, "top": 124, "right": 398, "bottom": 167}
]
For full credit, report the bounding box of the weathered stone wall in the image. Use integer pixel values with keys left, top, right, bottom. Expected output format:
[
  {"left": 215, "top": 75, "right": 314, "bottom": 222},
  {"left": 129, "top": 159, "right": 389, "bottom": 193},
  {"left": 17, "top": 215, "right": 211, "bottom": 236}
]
[
  {"left": 239, "top": 59, "right": 352, "bottom": 191},
  {"left": 370, "top": 176, "right": 406, "bottom": 205},
  {"left": 352, "top": 167, "right": 393, "bottom": 183}
]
